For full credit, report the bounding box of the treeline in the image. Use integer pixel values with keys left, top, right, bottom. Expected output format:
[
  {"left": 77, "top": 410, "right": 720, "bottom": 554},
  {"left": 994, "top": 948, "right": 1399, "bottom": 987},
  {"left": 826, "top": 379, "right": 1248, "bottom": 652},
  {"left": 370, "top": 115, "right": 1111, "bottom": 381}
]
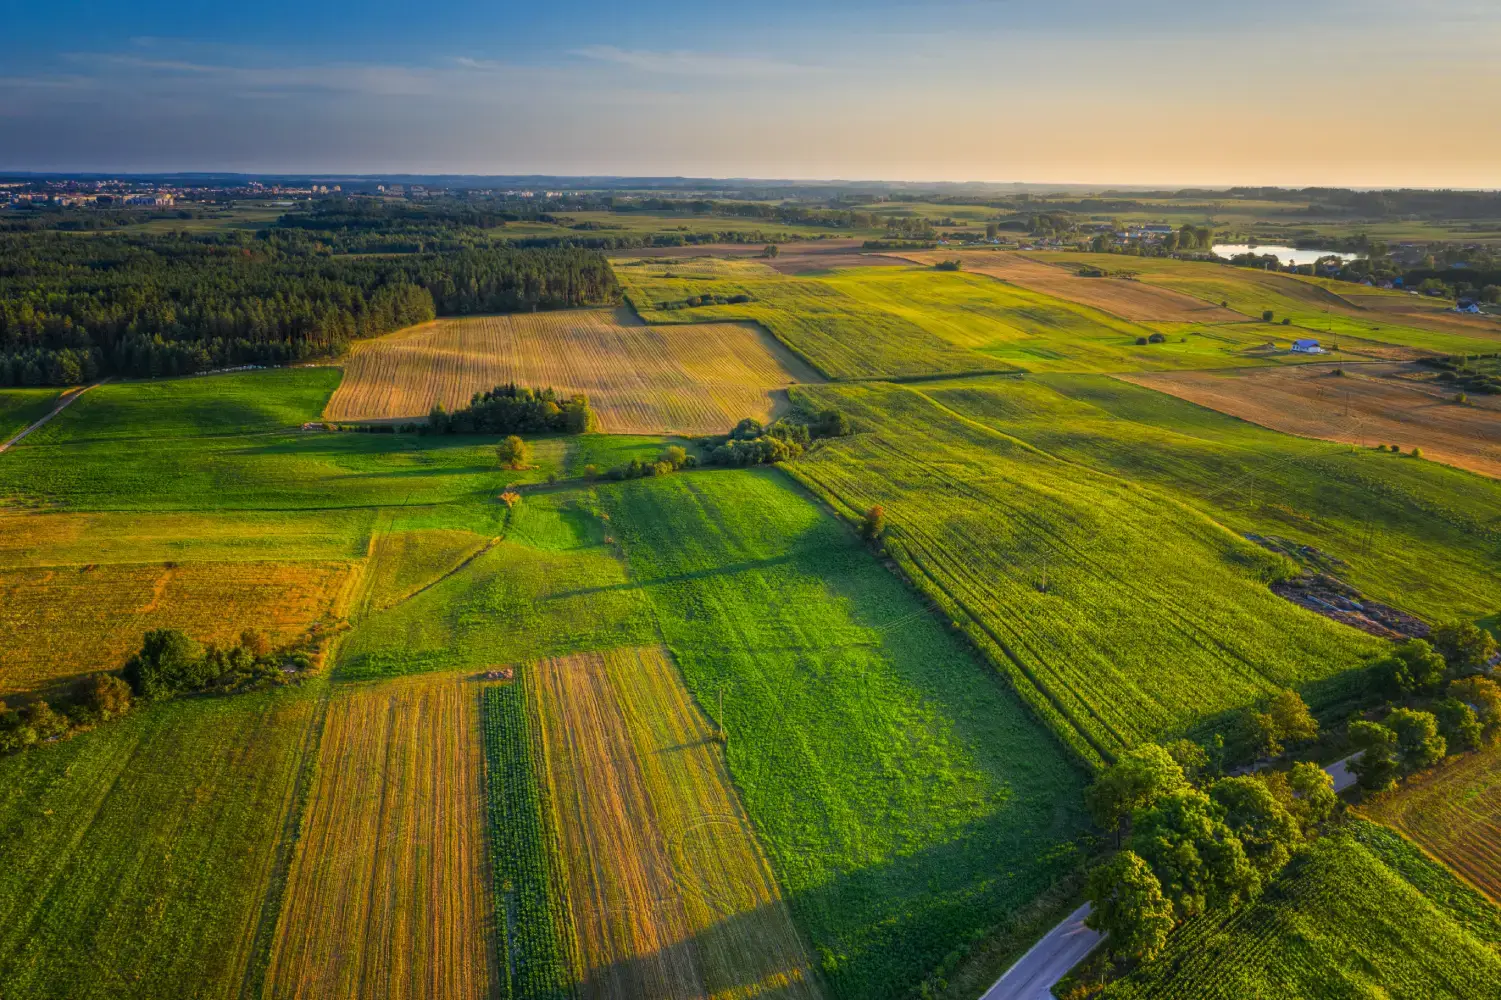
[
  {"left": 422, "top": 384, "right": 595, "bottom": 435},
  {"left": 0, "top": 628, "right": 310, "bottom": 754},
  {"left": 587, "top": 408, "right": 851, "bottom": 482},
  {"left": 0, "top": 234, "right": 618, "bottom": 382}
]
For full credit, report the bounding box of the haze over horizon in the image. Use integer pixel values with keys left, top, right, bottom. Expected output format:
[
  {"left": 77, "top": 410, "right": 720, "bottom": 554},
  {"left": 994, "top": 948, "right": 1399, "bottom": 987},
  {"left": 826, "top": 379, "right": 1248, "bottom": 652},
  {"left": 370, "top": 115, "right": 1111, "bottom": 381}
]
[{"left": 3, "top": 0, "right": 1499, "bottom": 188}]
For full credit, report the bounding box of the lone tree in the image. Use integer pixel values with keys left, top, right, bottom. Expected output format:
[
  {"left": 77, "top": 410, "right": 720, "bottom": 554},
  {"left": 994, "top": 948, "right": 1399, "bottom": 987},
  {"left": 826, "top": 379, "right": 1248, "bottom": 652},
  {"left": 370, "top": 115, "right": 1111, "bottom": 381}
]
[
  {"left": 495, "top": 435, "right": 531, "bottom": 470},
  {"left": 860, "top": 505, "right": 886, "bottom": 541},
  {"left": 762, "top": 244, "right": 779, "bottom": 259},
  {"left": 1085, "top": 851, "right": 1176, "bottom": 962}
]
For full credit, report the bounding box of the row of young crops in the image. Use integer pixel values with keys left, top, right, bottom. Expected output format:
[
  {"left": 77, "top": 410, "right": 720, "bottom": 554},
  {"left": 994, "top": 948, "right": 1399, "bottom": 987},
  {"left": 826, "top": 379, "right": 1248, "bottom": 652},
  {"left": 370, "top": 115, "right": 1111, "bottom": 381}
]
[
  {"left": 785, "top": 381, "right": 1383, "bottom": 764},
  {"left": 481, "top": 680, "right": 579, "bottom": 999}
]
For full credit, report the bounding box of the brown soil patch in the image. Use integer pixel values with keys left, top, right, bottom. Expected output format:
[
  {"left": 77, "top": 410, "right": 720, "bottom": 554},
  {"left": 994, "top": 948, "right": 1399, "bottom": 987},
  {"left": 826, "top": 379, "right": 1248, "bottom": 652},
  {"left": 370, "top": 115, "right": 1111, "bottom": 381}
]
[
  {"left": 325, "top": 310, "right": 823, "bottom": 435},
  {"left": 899, "top": 251, "right": 1244, "bottom": 323},
  {"left": 1124, "top": 363, "right": 1501, "bottom": 479}
]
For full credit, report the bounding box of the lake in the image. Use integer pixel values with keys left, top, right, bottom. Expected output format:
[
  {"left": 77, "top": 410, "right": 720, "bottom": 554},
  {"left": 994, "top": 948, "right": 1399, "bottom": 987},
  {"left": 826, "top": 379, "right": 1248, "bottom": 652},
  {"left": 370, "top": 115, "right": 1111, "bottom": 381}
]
[{"left": 1212, "top": 244, "right": 1363, "bottom": 267}]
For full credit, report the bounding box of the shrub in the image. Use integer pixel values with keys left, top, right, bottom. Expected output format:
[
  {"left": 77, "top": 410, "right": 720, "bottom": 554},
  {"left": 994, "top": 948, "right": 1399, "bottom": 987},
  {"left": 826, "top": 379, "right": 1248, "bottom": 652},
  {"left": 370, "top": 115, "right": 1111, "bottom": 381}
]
[
  {"left": 583, "top": 464, "right": 599, "bottom": 479},
  {"left": 495, "top": 435, "right": 531, "bottom": 470},
  {"left": 934, "top": 259, "right": 963, "bottom": 272},
  {"left": 1281, "top": 318, "right": 1291, "bottom": 326},
  {"left": 75, "top": 673, "right": 133, "bottom": 722},
  {"left": 1410, "top": 446, "right": 1423, "bottom": 458},
  {"left": 1135, "top": 336, "right": 1149, "bottom": 346},
  {"left": 1262, "top": 310, "right": 1275, "bottom": 322},
  {"left": 860, "top": 505, "right": 886, "bottom": 541},
  {"left": 1148, "top": 333, "right": 1167, "bottom": 344}
]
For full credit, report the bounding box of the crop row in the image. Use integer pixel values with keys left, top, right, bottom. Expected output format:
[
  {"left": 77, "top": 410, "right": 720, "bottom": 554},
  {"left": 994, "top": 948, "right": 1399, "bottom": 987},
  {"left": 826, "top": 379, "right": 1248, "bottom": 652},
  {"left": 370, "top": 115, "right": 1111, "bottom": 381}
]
[{"left": 481, "top": 680, "right": 579, "bottom": 1000}]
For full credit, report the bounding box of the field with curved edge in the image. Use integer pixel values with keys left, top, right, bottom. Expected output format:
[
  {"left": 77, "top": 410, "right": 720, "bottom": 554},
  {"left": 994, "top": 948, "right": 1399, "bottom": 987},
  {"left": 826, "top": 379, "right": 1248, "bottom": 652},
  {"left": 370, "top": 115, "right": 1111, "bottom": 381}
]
[
  {"left": 323, "top": 308, "right": 823, "bottom": 435},
  {"left": 264, "top": 673, "right": 494, "bottom": 1000},
  {"left": 528, "top": 645, "right": 822, "bottom": 1000},
  {"left": 1362, "top": 745, "right": 1501, "bottom": 902}
]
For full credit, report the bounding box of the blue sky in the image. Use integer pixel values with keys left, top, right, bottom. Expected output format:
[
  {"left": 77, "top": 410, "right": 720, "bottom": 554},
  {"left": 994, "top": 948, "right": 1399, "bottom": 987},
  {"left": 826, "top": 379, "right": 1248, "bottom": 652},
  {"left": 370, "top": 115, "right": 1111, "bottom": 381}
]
[{"left": 3, "top": 0, "right": 1498, "bottom": 185}]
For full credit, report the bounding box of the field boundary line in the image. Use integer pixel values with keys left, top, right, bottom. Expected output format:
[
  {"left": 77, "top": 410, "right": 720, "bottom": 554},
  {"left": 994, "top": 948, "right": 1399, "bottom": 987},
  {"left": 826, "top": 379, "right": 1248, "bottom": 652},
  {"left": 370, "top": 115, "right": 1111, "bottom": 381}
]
[
  {"left": 237, "top": 680, "right": 333, "bottom": 1000},
  {"left": 0, "top": 379, "right": 108, "bottom": 453}
]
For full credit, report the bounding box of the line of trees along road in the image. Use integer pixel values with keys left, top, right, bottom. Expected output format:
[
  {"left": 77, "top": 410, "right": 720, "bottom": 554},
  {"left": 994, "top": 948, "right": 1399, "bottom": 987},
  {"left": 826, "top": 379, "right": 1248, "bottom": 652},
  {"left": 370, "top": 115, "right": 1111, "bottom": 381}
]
[{"left": 0, "top": 233, "right": 620, "bottom": 383}]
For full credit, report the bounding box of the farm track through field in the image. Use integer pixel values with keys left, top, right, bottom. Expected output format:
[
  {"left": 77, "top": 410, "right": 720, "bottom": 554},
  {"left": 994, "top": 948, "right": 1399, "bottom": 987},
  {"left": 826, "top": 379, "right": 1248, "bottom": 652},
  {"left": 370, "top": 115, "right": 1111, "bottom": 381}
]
[
  {"left": 0, "top": 380, "right": 106, "bottom": 453},
  {"left": 324, "top": 310, "right": 822, "bottom": 435}
]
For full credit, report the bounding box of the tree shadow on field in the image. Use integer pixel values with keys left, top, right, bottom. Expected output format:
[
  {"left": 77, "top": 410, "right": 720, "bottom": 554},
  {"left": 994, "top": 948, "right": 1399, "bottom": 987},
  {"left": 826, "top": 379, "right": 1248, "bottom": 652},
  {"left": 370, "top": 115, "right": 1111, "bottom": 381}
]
[
  {"left": 558, "top": 810, "right": 1091, "bottom": 1000},
  {"left": 544, "top": 554, "right": 795, "bottom": 601}
]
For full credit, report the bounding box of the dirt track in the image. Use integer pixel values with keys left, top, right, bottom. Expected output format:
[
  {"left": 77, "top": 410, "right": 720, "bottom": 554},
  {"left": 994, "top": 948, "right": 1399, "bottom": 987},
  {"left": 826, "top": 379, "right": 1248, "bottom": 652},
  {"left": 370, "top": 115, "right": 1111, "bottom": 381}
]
[{"left": 1125, "top": 362, "right": 1501, "bottom": 479}]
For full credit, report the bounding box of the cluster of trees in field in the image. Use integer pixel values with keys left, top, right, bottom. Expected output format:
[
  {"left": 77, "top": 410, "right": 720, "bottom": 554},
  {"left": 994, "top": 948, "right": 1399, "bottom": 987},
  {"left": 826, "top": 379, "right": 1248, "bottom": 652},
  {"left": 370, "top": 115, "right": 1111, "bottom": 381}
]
[
  {"left": 421, "top": 384, "right": 596, "bottom": 436},
  {"left": 1425, "top": 353, "right": 1501, "bottom": 395},
  {"left": 1338, "top": 623, "right": 1501, "bottom": 791},
  {"left": 1082, "top": 700, "right": 1338, "bottom": 965},
  {"left": 0, "top": 233, "right": 618, "bottom": 382},
  {"left": 702, "top": 410, "right": 851, "bottom": 467},
  {"left": 0, "top": 627, "right": 308, "bottom": 754}
]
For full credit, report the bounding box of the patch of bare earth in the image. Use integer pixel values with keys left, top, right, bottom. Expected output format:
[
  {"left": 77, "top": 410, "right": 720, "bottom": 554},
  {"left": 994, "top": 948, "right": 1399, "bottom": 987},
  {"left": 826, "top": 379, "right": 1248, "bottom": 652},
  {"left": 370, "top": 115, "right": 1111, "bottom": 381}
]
[{"left": 1123, "top": 362, "right": 1501, "bottom": 479}]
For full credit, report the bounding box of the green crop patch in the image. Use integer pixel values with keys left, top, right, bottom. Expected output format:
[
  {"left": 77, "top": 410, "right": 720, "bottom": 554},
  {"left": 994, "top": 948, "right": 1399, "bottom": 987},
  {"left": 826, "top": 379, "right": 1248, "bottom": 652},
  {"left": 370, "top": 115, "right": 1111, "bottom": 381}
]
[
  {"left": 0, "top": 685, "right": 318, "bottom": 1000},
  {"left": 786, "top": 381, "right": 1383, "bottom": 765},
  {"left": 29, "top": 368, "right": 341, "bottom": 443},
  {"left": 1094, "top": 826, "right": 1501, "bottom": 999},
  {"left": 0, "top": 389, "right": 62, "bottom": 443},
  {"left": 929, "top": 373, "right": 1501, "bottom": 626},
  {"left": 335, "top": 494, "right": 655, "bottom": 681},
  {"left": 613, "top": 256, "right": 1000, "bottom": 380},
  {"left": 596, "top": 469, "right": 1089, "bottom": 1000}
]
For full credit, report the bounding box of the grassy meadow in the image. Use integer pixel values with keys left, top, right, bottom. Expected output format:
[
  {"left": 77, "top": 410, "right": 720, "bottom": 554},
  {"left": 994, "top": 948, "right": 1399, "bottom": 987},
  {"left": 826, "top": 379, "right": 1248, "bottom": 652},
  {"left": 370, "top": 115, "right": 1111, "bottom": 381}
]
[{"left": 597, "top": 469, "right": 1091, "bottom": 999}]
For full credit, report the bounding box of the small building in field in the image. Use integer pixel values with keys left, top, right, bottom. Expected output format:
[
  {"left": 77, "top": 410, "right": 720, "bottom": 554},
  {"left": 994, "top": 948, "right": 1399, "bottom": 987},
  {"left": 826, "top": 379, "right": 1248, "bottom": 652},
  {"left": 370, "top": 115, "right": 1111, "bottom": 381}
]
[{"left": 1291, "top": 339, "right": 1324, "bottom": 354}]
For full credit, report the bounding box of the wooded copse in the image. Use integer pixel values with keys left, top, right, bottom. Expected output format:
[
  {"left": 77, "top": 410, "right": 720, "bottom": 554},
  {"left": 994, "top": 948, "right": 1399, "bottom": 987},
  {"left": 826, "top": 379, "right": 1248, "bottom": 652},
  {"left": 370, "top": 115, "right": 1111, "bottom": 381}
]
[
  {"left": 423, "top": 383, "right": 597, "bottom": 436},
  {"left": 0, "top": 234, "right": 620, "bottom": 382}
]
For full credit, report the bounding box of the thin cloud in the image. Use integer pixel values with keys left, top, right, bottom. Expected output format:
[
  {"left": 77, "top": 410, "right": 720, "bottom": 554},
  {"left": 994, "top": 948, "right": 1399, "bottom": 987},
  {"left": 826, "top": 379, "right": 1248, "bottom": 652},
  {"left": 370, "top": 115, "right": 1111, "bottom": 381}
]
[{"left": 571, "top": 45, "right": 820, "bottom": 78}]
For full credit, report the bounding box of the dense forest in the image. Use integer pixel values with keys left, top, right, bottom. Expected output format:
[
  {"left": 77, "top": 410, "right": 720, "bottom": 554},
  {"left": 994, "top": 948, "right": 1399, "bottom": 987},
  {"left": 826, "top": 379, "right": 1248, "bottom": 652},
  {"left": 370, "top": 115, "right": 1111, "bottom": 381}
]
[{"left": 0, "top": 233, "right": 619, "bottom": 382}]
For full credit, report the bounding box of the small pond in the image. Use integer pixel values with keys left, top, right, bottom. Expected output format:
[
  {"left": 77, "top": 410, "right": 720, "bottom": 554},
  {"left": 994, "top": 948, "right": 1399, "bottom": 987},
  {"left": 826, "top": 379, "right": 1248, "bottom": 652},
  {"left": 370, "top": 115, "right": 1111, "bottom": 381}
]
[{"left": 1212, "top": 244, "right": 1363, "bottom": 267}]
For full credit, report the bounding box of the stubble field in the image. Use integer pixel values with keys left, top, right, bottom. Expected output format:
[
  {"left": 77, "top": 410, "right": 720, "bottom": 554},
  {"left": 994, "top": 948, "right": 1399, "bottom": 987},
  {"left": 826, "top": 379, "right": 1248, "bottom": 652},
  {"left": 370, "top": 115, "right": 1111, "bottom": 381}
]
[
  {"left": 1124, "top": 362, "right": 1501, "bottom": 479},
  {"left": 323, "top": 309, "right": 822, "bottom": 435},
  {"left": 265, "top": 673, "right": 494, "bottom": 1000},
  {"left": 528, "top": 645, "right": 821, "bottom": 1000},
  {"left": 1362, "top": 746, "right": 1501, "bottom": 902},
  {"left": 0, "top": 560, "right": 356, "bottom": 695}
]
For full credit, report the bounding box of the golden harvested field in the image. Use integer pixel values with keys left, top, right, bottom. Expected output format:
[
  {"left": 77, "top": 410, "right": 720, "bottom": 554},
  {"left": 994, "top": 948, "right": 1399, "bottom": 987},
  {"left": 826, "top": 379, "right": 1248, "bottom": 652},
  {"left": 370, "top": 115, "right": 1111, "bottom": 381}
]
[
  {"left": 530, "top": 646, "right": 822, "bottom": 1000},
  {"left": 324, "top": 309, "right": 823, "bottom": 435},
  {"left": 899, "top": 251, "right": 1244, "bottom": 323},
  {"left": 1362, "top": 745, "right": 1501, "bottom": 901},
  {"left": 265, "top": 673, "right": 493, "bottom": 1000},
  {"left": 1123, "top": 363, "right": 1501, "bottom": 479},
  {"left": 0, "top": 560, "right": 356, "bottom": 695}
]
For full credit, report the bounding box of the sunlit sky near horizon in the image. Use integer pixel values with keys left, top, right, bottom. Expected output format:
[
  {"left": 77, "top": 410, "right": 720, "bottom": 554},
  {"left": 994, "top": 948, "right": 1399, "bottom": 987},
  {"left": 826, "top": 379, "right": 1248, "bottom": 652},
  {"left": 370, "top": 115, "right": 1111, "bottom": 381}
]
[{"left": 3, "top": 0, "right": 1499, "bottom": 187}]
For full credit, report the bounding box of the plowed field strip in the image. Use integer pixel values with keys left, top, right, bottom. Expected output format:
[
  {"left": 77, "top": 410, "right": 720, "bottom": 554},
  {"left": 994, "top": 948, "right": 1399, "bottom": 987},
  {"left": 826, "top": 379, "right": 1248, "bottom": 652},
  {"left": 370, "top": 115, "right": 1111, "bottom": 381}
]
[
  {"left": 530, "top": 647, "right": 821, "bottom": 1000},
  {"left": 325, "top": 311, "right": 822, "bottom": 435},
  {"left": 265, "top": 673, "right": 491, "bottom": 1000}
]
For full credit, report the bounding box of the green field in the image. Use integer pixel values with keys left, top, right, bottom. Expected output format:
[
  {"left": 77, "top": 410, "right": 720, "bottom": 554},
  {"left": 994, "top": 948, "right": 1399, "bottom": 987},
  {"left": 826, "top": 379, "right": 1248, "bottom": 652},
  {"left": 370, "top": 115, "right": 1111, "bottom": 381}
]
[
  {"left": 927, "top": 373, "right": 1501, "bottom": 625},
  {"left": 613, "top": 256, "right": 1001, "bottom": 379},
  {"left": 786, "top": 380, "right": 1385, "bottom": 765},
  {"left": 596, "top": 469, "right": 1090, "bottom": 1000},
  {"left": 0, "top": 685, "right": 318, "bottom": 1000},
  {"left": 0, "top": 389, "right": 61, "bottom": 444},
  {"left": 1094, "top": 823, "right": 1501, "bottom": 999},
  {"left": 1033, "top": 252, "right": 1501, "bottom": 356}
]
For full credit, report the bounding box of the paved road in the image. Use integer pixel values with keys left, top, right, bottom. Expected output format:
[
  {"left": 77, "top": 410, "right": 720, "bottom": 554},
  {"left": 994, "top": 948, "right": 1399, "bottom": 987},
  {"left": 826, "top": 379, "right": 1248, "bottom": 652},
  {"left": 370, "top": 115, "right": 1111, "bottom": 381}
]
[
  {"left": 980, "top": 904, "right": 1100, "bottom": 1000},
  {"left": 0, "top": 381, "right": 104, "bottom": 453},
  {"left": 979, "top": 754, "right": 1361, "bottom": 998}
]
